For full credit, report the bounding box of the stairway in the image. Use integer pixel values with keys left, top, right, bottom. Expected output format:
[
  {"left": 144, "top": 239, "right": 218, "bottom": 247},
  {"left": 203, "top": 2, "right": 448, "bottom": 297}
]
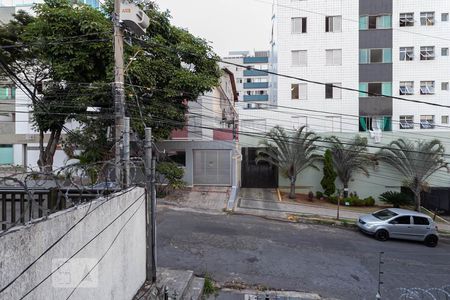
[{"left": 134, "top": 268, "right": 205, "bottom": 300}]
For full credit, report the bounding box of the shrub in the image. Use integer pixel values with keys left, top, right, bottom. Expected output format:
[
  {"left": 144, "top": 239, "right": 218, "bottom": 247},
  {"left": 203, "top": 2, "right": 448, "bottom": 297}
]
[
  {"left": 364, "top": 196, "right": 375, "bottom": 206},
  {"left": 379, "top": 191, "right": 413, "bottom": 208},
  {"left": 320, "top": 149, "right": 337, "bottom": 196},
  {"left": 329, "top": 195, "right": 375, "bottom": 207},
  {"left": 156, "top": 162, "right": 186, "bottom": 198},
  {"left": 316, "top": 191, "right": 324, "bottom": 199},
  {"left": 308, "top": 191, "right": 314, "bottom": 201},
  {"left": 328, "top": 196, "right": 338, "bottom": 204}
]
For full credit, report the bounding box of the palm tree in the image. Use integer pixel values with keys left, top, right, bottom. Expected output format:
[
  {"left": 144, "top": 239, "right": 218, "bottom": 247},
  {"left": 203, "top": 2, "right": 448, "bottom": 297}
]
[
  {"left": 377, "top": 139, "right": 448, "bottom": 211},
  {"left": 257, "top": 125, "right": 321, "bottom": 199},
  {"left": 327, "top": 136, "right": 375, "bottom": 197}
]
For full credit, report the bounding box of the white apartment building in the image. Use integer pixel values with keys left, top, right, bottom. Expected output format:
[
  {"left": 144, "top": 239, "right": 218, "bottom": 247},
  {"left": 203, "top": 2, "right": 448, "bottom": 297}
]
[
  {"left": 235, "top": 0, "right": 450, "bottom": 197},
  {"left": 262, "top": 0, "right": 450, "bottom": 136}
]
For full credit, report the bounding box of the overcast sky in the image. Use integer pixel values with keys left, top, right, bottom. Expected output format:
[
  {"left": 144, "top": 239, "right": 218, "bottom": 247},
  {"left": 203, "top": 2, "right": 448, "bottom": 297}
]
[{"left": 154, "top": 0, "right": 273, "bottom": 56}]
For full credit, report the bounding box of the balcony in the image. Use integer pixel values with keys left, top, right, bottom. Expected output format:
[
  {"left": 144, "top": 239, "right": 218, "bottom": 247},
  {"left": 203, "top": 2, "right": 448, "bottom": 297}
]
[
  {"left": 243, "top": 82, "right": 269, "bottom": 89},
  {"left": 243, "top": 69, "right": 268, "bottom": 77},
  {"left": 243, "top": 56, "right": 269, "bottom": 64},
  {"left": 243, "top": 95, "right": 269, "bottom": 102}
]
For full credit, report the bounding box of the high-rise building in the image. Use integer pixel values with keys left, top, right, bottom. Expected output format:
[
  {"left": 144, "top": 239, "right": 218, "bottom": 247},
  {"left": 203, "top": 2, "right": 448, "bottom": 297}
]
[{"left": 269, "top": 0, "right": 450, "bottom": 135}]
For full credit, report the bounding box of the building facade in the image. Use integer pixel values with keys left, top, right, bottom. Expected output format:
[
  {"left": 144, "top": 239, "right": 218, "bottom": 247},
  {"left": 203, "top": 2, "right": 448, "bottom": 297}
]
[
  {"left": 158, "top": 68, "right": 240, "bottom": 187},
  {"left": 268, "top": 0, "right": 450, "bottom": 135}
]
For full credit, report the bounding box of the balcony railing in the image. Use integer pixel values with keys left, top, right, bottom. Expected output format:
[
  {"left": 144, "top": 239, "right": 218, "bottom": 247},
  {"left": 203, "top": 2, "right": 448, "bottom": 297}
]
[
  {"left": 243, "top": 56, "right": 269, "bottom": 64},
  {"left": 243, "top": 94, "right": 269, "bottom": 102},
  {"left": 243, "top": 82, "right": 269, "bottom": 89},
  {"left": 243, "top": 69, "right": 268, "bottom": 77}
]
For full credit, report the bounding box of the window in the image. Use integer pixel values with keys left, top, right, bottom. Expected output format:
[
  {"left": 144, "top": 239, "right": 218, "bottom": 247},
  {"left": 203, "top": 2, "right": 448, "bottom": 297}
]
[
  {"left": 442, "top": 116, "right": 449, "bottom": 124},
  {"left": 390, "top": 216, "right": 411, "bottom": 225},
  {"left": 360, "top": 15, "right": 392, "bottom": 30},
  {"left": 400, "top": 13, "right": 414, "bottom": 27},
  {"left": 420, "top": 115, "right": 435, "bottom": 129},
  {"left": 420, "top": 12, "right": 435, "bottom": 26},
  {"left": 400, "top": 47, "right": 414, "bottom": 61},
  {"left": 291, "top": 50, "right": 307, "bottom": 66},
  {"left": 360, "top": 82, "right": 392, "bottom": 97},
  {"left": 292, "top": 17, "right": 307, "bottom": 33},
  {"left": 291, "top": 83, "right": 307, "bottom": 100},
  {"left": 0, "top": 86, "right": 15, "bottom": 100},
  {"left": 325, "top": 83, "right": 342, "bottom": 99},
  {"left": 166, "top": 151, "right": 186, "bottom": 167},
  {"left": 442, "top": 48, "right": 449, "bottom": 56},
  {"left": 420, "top": 46, "right": 435, "bottom": 60},
  {"left": 325, "top": 16, "right": 342, "bottom": 32},
  {"left": 399, "top": 81, "right": 414, "bottom": 95},
  {"left": 399, "top": 115, "right": 414, "bottom": 129},
  {"left": 325, "top": 49, "right": 342, "bottom": 66},
  {"left": 360, "top": 48, "right": 392, "bottom": 64},
  {"left": 420, "top": 81, "right": 435, "bottom": 94},
  {"left": 442, "top": 13, "right": 449, "bottom": 22},
  {"left": 442, "top": 82, "right": 449, "bottom": 90},
  {"left": 237, "top": 78, "right": 242, "bottom": 84},
  {"left": 413, "top": 216, "right": 430, "bottom": 225}
]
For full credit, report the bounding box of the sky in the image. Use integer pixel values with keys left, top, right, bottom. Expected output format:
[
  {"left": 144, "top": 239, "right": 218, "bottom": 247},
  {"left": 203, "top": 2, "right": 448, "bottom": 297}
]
[{"left": 153, "top": 0, "right": 273, "bottom": 57}]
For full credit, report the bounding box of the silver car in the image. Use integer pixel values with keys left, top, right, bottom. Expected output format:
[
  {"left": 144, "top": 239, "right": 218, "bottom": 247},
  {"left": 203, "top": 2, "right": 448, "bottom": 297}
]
[{"left": 357, "top": 208, "right": 439, "bottom": 247}]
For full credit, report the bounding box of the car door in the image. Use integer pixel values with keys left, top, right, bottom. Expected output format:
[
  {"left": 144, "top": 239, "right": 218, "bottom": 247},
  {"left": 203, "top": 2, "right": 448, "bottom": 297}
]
[
  {"left": 388, "top": 215, "right": 413, "bottom": 239},
  {"left": 412, "top": 216, "right": 432, "bottom": 241}
]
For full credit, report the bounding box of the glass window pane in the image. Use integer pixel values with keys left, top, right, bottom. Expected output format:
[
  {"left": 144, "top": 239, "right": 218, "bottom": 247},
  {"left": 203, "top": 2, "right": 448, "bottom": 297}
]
[
  {"left": 359, "top": 16, "right": 368, "bottom": 30},
  {"left": 383, "top": 48, "right": 392, "bottom": 63},
  {"left": 359, "top": 83, "right": 368, "bottom": 97},
  {"left": 360, "top": 49, "right": 368, "bottom": 64},
  {"left": 370, "top": 49, "right": 383, "bottom": 63},
  {"left": 382, "top": 82, "right": 392, "bottom": 96}
]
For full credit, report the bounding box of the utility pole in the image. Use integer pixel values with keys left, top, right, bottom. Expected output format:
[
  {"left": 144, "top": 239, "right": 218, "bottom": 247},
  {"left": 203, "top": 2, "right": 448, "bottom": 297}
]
[
  {"left": 144, "top": 128, "right": 156, "bottom": 282},
  {"left": 113, "top": 0, "right": 125, "bottom": 186},
  {"left": 123, "top": 117, "right": 130, "bottom": 187}
]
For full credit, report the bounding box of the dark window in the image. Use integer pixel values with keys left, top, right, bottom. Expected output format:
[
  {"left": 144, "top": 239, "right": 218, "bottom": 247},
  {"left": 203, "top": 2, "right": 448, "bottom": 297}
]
[
  {"left": 167, "top": 151, "right": 186, "bottom": 166},
  {"left": 291, "top": 84, "right": 299, "bottom": 99},
  {"left": 325, "top": 84, "right": 333, "bottom": 98},
  {"left": 368, "top": 83, "right": 382, "bottom": 95},
  {"left": 373, "top": 209, "right": 398, "bottom": 220},
  {"left": 390, "top": 216, "right": 411, "bottom": 225},
  {"left": 370, "top": 49, "right": 383, "bottom": 63},
  {"left": 413, "top": 216, "right": 430, "bottom": 225},
  {"left": 302, "top": 18, "right": 307, "bottom": 33},
  {"left": 369, "top": 16, "right": 377, "bottom": 29}
]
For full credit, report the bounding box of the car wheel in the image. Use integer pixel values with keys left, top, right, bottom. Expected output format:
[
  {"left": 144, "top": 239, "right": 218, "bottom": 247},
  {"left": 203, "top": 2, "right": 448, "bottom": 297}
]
[
  {"left": 375, "top": 229, "right": 389, "bottom": 241},
  {"left": 424, "top": 235, "right": 438, "bottom": 247}
]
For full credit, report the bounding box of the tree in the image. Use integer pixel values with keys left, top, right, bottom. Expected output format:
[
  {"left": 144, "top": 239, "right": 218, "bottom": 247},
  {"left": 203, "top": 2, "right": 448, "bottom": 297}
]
[
  {"left": 320, "top": 149, "right": 336, "bottom": 197},
  {"left": 0, "top": 0, "right": 111, "bottom": 172},
  {"left": 0, "top": 0, "right": 221, "bottom": 169},
  {"left": 256, "top": 126, "right": 321, "bottom": 199},
  {"left": 327, "top": 136, "right": 375, "bottom": 197},
  {"left": 377, "top": 139, "right": 448, "bottom": 211}
]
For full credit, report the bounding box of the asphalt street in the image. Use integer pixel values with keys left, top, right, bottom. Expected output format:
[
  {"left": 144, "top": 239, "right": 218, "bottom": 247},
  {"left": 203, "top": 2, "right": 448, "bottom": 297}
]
[{"left": 157, "top": 208, "right": 450, "bottom": 300}]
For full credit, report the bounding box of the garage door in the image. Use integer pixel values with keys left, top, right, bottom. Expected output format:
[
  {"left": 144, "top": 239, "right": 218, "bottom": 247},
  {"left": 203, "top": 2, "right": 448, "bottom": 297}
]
[{"left": 193, "top": 150, "right": 231, "bottom": 186}]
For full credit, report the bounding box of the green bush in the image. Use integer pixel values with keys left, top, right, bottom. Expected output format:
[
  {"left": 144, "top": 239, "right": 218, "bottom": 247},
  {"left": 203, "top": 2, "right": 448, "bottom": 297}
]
[
  {"left": 328, "top": 195, "right": 375, "bottom": 206},
  {"left": 379, "top": 191, "right": 413, "bottom": 208},
  {"left": 156, "top": 162, "right": 186, "bottom": 197},
  {"left": 316, "top": 191, "right": 324, "bottom": 199},
  {"left": 320, "top": 149, "right": 337, "bottom": 196}
]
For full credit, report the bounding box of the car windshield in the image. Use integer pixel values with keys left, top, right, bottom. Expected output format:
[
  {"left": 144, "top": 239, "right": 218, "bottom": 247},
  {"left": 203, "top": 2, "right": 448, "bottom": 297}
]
[{"left": 372, "top": 209, "right": 398, "bottom": 220}]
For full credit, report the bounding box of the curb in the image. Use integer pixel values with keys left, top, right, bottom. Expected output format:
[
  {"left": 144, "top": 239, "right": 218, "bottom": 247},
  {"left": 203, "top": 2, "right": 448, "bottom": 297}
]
[{"left": 230, "top": 210, "right": 450, "bottom": 242}]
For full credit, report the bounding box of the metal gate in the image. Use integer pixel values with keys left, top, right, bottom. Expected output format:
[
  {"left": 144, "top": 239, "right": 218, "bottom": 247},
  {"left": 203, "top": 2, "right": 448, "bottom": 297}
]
[
  {"left": 193, "top": 150, "right": 232, "bottom": 186},
  {"left": 241, "top": 147, "right": 278, "bottom": 188}
]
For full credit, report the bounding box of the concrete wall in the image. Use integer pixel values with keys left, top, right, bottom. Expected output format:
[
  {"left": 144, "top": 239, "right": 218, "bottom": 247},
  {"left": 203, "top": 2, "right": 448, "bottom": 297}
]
[
  {"left": 0, "top": 188, "right": 146, "bottom": 300},
  {"left": 240, "top": 131, "right": 450, "bottom": 200}
]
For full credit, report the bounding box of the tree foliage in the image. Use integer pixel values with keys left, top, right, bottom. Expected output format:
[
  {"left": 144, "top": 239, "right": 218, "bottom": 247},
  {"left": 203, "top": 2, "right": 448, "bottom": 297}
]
[
  {"left": 0, "top": 0, "right": 221, "bottom": 168},
  {"left": 379, "top": 191, "right": 413, "bottom": 208},
  {"left": 155, "top": 161, "right": 185, "bottom": 197},
  {"left": 377, "top": 138, "right": 448, "bottom": 211},
  {"left": 327, "top": 135, "right": 375, "bottom": 197},
  {"left": 320, "top": 149, "right": 336, "bottom": 197},
  {"left": 257, "top": 126, "right": 321, "bottom": 199}
]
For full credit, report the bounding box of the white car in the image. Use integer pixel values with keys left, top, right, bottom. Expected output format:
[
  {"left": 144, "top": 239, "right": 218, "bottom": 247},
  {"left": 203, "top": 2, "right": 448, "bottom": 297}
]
[{"left": 357, "top": 208, "right": 439, "bottom": 247}]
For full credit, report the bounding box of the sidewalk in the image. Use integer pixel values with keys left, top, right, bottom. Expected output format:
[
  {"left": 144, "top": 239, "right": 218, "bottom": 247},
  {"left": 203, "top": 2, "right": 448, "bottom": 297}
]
[{"left": 235, "top": 189, "right": 450, "bottom": 233}]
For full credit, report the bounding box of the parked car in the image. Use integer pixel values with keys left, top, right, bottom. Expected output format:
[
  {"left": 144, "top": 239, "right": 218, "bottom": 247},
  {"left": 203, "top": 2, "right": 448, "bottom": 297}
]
[{"left": 357, "top": 208, "right": 439, "bottom": 247}]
